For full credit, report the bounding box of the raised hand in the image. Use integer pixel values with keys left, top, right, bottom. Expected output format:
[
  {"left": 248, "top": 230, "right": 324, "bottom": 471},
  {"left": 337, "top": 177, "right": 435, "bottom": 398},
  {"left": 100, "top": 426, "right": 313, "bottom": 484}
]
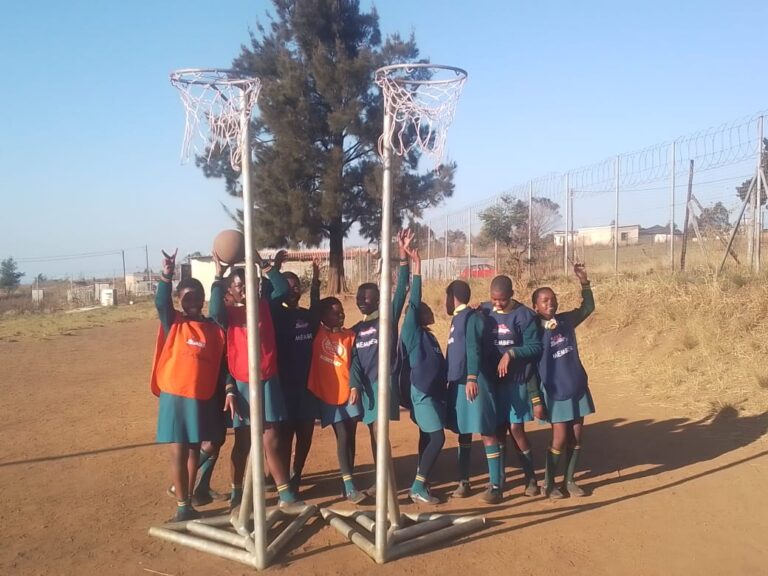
[
  {"left": 574, "top": 263, "right": 589, "bottom": 285},
  {"left": 397, "top": 228, "right": 415, "bottom": 259},
  {"left": 410, "top": 247, "right": 421, "bottom": 275},
  {"left": 213, "top": 251, "right": 228, "bottom": 278},
  {"left": 311, "top": 257, "right": 321, "bottom": 284},
  {"left": 273, "top": 249, "right": 288, "bottom": 271},
  {"left": 402, "top": 228, "right": 415, "bottom": 253},
  {"left": 161, "top": 249, "right": 178, "bottom": 277}
]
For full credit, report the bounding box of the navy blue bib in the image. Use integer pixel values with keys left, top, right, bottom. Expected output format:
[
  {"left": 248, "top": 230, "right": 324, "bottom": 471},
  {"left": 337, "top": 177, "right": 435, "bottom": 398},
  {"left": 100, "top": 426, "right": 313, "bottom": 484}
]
[
  {"left": 272, "top": 305, "right": 314, "bottom": 387},
  {"left": 538, "top": 315, "right": 588, "bottom": 401},
  {"left": 446, "top": 307, "right": 473, "bottom": 382},
  {"left": 411, "top": 329, "right": 447, "bottom": 398},
  {"left": 481, "top": 302, "right": 536, "bottom": 384},
  {"left": 352, "top": 318, "right": 380, "bottom": 384}
]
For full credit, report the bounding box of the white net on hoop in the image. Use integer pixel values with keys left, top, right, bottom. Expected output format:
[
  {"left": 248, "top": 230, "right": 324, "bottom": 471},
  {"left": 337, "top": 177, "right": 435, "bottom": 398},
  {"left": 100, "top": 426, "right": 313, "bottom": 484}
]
[
  {"left": 375, "top": 64, "right": 467, "bottom": 167},
  {"left": 170, "top": 69, "right": 261, "bottom": 171}
]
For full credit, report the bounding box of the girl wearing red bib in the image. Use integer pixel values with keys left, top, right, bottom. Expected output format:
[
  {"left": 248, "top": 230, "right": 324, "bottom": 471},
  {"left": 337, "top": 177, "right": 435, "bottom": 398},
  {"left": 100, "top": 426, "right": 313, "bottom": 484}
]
[
  {"left": 210, "top": 254, "right": 302, "bottom": 513},
  {"left": 151, "top": 250, "right": 227, "bottom": 522}
]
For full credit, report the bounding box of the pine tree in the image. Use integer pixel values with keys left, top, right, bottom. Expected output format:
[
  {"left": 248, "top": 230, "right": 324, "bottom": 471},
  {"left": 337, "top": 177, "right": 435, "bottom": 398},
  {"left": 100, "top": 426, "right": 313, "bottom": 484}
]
[{"left": 202, "top": 0, "right": 455, "bottom": 292}]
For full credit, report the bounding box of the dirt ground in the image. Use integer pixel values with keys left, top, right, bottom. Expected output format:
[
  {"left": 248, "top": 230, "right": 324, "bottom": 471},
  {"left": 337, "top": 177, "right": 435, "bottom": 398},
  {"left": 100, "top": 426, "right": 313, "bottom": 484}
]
[{"left": 1, "top": 317, "right": 767, "bottom": 576}]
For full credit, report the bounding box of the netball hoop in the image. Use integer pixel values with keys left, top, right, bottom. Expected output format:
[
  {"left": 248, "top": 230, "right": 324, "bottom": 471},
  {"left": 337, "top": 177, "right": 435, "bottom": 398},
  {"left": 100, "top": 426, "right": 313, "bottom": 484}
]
[
  {"left": 321, "top": 63, "right": 484, "bottom": 564},
  {"left": 150, "top": 68, "right": 316, "bottom": 571},
  {"left": 170, "top": 68, "right": 261, "bottom": 170}
]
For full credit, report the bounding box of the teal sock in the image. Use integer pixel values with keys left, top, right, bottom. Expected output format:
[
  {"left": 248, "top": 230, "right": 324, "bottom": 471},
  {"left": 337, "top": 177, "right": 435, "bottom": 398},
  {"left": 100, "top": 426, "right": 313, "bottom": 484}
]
[
  {"left": 342, "top": 474, "right": 356, "bottom": 494},
  {"left": 458, "top": 434, "right": 472, "bottom": 482},
  {"left": 230, "top": 484, "right": 242, "bottom": 507},
  {"left": 276, "top": 482, "right": 297, "bottom": 503},
  {"left": 518, "top": 449, "right": 535, "bottom": 481},
  {"left": 411, "top": 472, "right": 428, "bottom": 495},
  {"left": 194, "top": 450, "right": 217, "bottom": 494},
  {"left": 485, "top": 445, "right": 501, "bottom": 488},
  {"left": 498, "top": 442, "right": 506, "bottom": 491}
]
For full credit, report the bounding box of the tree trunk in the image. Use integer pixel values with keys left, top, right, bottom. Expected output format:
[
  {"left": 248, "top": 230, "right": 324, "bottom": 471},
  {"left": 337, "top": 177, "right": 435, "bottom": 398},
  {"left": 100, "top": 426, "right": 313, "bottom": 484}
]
[{"left": 327, "top": 219, "right": 346, "bottom": 294}]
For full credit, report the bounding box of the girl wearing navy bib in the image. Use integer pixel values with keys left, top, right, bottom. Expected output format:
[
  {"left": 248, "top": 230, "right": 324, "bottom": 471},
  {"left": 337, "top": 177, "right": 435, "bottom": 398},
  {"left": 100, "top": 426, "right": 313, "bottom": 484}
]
[
  {"left": 270, "top": 258, "right": 321, "bottom": 495},
  {"left": 400, "top": 247, "right": 446, "bottom": 504},
  {"left": 532, "top": 263, "right": 595, "bottom": 499},
  {"left": 349, "top": 229, "right": 412, "bottom": 491},
  {"left": 480, "top": 275, "right": 543, "bottom": 498},
  {"left": 445, "top": 280, "right": 501, "bottom": 504}
]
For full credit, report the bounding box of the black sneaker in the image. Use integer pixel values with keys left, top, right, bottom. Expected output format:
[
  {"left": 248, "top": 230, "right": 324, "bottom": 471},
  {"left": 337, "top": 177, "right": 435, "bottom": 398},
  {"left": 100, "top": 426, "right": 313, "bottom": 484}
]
[
  {"left": 345, "top": 489, "right": 368, "bottom": 505},
  {"left": 452, "top": 480, "right": 471, "bottom": 498},
  {"left": 481, "top": 486, "right": 503, "bottom": 505},
  {"left": 523, "top": 478, "right": 540, "bottom": 497},
  {"left": 409, "top": 490, "right": 440, "bottom": 505},
  {"left": 565, "top": 481, "right": 586, "bottom": 497},
  {"left": 170, "top": 506, "right": 201, "bottom": 523}
]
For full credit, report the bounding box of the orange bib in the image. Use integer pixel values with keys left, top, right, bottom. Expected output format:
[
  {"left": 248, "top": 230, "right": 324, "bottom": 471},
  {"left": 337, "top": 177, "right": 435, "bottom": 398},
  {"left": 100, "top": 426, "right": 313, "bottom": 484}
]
[
  {"left": 150, "top": 313, "right": 226, "bottom": 400},
  {"left": 307, "top": 325, "right": 355, "bottom": 405}
]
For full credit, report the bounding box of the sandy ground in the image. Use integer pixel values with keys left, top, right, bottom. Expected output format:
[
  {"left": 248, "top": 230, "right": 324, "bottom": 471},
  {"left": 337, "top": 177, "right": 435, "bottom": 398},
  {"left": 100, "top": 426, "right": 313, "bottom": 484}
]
[{"left": 1, "top": 318, "right": 767, "bottom": 576}]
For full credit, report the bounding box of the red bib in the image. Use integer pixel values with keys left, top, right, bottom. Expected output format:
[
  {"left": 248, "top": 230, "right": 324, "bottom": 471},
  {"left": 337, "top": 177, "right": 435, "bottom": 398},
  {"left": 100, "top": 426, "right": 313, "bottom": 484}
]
[
  {"left": 226, "top": 300, "right": 278, "bottom": 383},
  {"left": 150, "top": 312, "right": 225, "bottom": 400}
]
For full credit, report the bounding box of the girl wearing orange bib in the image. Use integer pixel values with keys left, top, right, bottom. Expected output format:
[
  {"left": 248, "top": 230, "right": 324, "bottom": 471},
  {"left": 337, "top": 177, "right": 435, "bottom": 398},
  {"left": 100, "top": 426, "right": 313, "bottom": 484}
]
[
  {"left": 151, "top": 250, "right": 227, "bottom": 522},
  {"left": 307, "top": 297, "right": 366, "bottom": 504}
]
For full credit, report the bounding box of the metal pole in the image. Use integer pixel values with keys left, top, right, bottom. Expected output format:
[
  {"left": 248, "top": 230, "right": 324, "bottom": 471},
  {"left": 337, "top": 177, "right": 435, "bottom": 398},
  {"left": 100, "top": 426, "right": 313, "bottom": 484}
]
[
  {"left": 426, "top": 221, "right": 432, "bottom": 280},
  {"left": 240, "top": 90, "right": 266, "bottom": 570},
  {"left": 444, "top": 214, "right": 448, "bottom": 280},
  {"left": 527, "top": 181, "right": 533, "bottom": 276},
  {"left": 680, "top": 160, "right": 695, "bottom": 271},
  {"left": 148, "top": 527, "right": 258, "bottom": 568},
  {"left": 145, "top": 244, "right": 150, "bottom": 280},
  {"left": 614, "top": 156, "right": 620, "bottom": 274},
  {"left": 121, "top": 250, "right": 127, "bottom": 295},
  {"left": 717, "top": 177, "right": 756, "bottom": 276},
  {"left": 670, "top": 141, "right": 676, "bottom": 271},
  {"left": 755, "top": 116, "right": 763, "bottom": 272},
  {"left": 564, "top": 174, "right": 570, "bottom": 275},
  {"left": 375, "top": 109, "right": 394, "bottom": 565},
  {"left": 569, "top": 186, "right": 574, "bottom": 262},
  {"left": 467, "top": 208, "right": 472, "bottom": 279}
]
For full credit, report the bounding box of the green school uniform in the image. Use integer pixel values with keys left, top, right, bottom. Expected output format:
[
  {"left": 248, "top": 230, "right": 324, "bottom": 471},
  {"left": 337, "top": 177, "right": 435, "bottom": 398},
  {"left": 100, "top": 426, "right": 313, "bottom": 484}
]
[
  {"left": 446, "top": 307, "right": 497, "bottom": 435},
  {"left": 209, "top": 268, "right": 290, "bottom": 426},
  {"left": 154, "top": 277, "right": 226, "bottom": 444},
  {"left": 351, "top": 263, "right": 409, "bottom": 424},
  {"left": 401, "top": 274, "right": 446, "bottom": 433}
]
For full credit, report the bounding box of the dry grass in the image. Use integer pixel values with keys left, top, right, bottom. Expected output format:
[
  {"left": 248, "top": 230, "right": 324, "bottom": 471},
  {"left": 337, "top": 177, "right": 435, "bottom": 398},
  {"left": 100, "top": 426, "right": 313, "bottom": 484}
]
[
  {"left": 410, "top": 271, "right": 768, "bottom": 417},
  {"left": 0, "top": 301, "right": 157, "bottom": 342},
  {"left": 4, "top": 268, "right": 767, "bottom": 417}
]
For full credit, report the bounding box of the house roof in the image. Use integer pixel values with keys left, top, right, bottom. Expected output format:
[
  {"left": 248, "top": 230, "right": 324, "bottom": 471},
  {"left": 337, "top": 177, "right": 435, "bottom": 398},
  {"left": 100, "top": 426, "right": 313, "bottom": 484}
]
[{"left": 640, "top": 225, "right": 682, "bottom": 235}]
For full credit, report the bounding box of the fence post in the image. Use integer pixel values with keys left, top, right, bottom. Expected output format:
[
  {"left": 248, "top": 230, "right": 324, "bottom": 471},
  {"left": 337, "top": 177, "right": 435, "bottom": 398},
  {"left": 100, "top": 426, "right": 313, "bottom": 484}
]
[
  {"left": 680, "top": 160, "right": 695, "bottom": 271},
  {"left": 754, "top": 116, "right": 764, "bottom": 272},
  {"left": 426, "top": 221, "right": 431, "bottom": 280},
  {"left": 527, "top": 181, "right": 533, "bottom": 277},
  {"left": 444, "top": 214, "right": 448, "bottom": 280},
  {"left": 467, "top": 208, "right": 472, "bottom": 279},
  {"left": 614, "top": 155, "right": 620, "bottom": 274},
  {"left": 670, "top": 141, "right": 676, "bottom": 271},
  {"left": 564, "top": 173, "right": 570, "bottom": 275}
]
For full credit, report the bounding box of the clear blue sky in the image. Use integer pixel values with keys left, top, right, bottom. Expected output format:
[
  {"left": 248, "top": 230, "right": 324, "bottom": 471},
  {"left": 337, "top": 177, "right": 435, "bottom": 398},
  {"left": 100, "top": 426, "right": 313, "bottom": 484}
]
[{"left": 2, "top": 0, "right": 767, "bottom": 279}]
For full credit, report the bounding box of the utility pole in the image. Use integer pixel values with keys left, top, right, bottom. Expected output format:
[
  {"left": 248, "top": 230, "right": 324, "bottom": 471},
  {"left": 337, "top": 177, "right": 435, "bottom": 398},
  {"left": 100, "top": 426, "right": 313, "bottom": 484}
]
[{"left": 122, "top": 250, "right": 127, "bottom": 296}]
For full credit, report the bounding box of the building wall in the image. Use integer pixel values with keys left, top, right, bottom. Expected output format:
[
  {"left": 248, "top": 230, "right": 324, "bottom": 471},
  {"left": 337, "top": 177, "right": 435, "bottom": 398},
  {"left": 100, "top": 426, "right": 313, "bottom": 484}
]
[{"left": 555, "top": 225, "right": 640, "bottom": 247}]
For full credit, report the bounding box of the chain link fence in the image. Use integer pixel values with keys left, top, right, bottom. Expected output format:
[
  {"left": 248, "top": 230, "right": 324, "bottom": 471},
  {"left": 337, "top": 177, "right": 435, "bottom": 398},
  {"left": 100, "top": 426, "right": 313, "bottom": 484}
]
[{"left": 416, "top": 111, "right": 767, "bottom": 282}]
